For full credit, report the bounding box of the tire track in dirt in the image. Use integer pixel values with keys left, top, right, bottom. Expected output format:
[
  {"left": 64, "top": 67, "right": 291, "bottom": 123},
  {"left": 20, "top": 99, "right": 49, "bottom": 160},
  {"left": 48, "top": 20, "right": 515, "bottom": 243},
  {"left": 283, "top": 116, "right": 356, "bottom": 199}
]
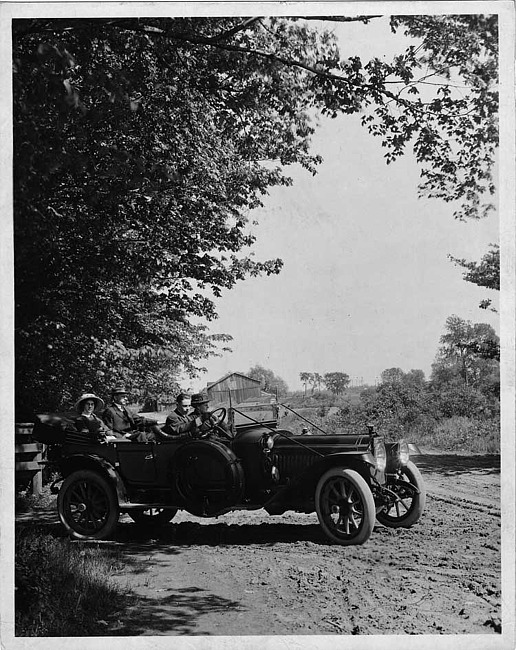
[{"left": 105, "top": 473, "right": 501, "bottom": 636}]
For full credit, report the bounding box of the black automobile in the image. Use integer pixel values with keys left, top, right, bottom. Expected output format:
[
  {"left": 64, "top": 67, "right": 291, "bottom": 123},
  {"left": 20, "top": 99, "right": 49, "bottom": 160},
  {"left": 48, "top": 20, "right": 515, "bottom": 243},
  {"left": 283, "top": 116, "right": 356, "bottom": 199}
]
[{"left": 32, "top": 407, "right": 426, "bottom": 546}]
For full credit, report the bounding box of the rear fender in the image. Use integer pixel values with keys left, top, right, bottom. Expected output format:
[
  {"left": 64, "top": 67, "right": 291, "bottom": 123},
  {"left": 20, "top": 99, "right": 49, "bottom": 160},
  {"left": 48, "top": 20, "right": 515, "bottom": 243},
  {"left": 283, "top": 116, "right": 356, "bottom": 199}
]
[{"left": 59, "top": 454, "right": 128, "bottom": 504}]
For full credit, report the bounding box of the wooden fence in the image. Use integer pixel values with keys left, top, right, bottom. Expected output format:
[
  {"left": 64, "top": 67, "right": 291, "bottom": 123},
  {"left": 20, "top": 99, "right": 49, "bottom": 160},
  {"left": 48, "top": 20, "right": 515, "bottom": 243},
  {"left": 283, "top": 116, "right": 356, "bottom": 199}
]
[{"left": 15, "top": 423, "right": 43, "bottom": 496}]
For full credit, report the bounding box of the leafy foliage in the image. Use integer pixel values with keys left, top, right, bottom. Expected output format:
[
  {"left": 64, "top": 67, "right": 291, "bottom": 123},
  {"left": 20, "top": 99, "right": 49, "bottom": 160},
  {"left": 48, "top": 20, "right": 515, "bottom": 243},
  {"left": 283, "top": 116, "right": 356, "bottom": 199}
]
[
  {"left": 449, "top": 244, "right": 500, "bottom": 310},
  {"left": 14, "top": 16, "right": 498, "bottom": 416},
  {"left": 386, "top": 15, "right": 498, "bottom": 220},
  {"left": 247, "top": 364, "right": 288, "bottom": 396},
  {"left": 323, "top": 371, "right": 350, "bottom": 395},
  {"left": 299, "top": 372, "right": 324, "bottom": 394},
  {"left": 299, "top": 372, "right": 312, "bottom": 396},
  {"left": 359, "top": 368, "right": 430, "bottom": 437},
  {"left": 328, "top": 314, "right": 499, "bottom": 440},
  {"left": 431, "top": 314, "right": 500, "bottom": 390}
]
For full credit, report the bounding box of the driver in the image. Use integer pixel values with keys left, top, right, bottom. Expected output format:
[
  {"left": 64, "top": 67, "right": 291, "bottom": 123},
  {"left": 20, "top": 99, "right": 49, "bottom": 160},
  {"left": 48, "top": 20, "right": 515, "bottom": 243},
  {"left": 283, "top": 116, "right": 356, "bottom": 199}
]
[
  {"left": 190, "top": 393, "right": 229, "bottom": 436},
  {"left": 161, "top": 392, "right": 228, "bottom": 441}
]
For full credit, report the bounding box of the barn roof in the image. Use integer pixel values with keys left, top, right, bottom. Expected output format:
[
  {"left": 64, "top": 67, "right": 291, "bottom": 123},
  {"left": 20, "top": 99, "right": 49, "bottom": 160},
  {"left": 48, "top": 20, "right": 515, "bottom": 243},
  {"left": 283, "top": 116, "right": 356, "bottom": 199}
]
[{"left": 207, "top": 372, "right": 261, "bottom": 389}]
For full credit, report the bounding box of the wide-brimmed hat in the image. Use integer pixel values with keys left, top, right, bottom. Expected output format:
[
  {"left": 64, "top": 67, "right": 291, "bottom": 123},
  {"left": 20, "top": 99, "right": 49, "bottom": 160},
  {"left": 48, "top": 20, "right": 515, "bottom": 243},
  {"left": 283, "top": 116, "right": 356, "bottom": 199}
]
[
  {"left": 111, "top": 386, "right": 129, "bottom": 396},
  {"left": 191, "top": 392, "right": 210, "bottom": 405},
  {"left": 74, "top": 393, "right": 105, "bottom": 413}
]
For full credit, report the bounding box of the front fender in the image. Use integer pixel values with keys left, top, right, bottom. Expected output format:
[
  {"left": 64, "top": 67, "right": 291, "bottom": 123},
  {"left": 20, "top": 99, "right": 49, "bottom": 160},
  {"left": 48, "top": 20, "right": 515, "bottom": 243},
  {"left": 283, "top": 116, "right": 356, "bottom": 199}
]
[
  {"left": 263, "top": 451, "right": 379, "bottom": 515},
  {"left": 287, "top": 451, "right": 378, "bottom": 494}
]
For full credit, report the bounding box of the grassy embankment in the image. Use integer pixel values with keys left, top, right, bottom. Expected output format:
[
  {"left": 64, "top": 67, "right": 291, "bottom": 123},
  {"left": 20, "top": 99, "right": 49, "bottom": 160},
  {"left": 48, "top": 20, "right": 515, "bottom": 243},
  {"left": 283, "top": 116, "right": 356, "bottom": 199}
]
[{"left": 15, "top": 492, "right": 133, "bottom": 636}]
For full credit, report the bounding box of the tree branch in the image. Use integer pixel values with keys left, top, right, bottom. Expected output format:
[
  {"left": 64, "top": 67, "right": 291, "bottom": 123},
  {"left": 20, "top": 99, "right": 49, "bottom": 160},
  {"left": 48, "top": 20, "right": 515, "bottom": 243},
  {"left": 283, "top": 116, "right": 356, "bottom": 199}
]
[
  {"left": 300, "top": 16, "right": 382, "bottom": 23},
  {"left": 208, "top": 17, "right": 262, "bottom": 42}
]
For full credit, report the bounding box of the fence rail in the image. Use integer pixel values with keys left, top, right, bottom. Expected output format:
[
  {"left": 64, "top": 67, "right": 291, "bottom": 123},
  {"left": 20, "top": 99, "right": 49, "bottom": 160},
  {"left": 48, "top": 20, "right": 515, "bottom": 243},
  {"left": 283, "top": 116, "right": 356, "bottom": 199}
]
[{"left": 15, "top": 423, "right": 43, "bottom": 496}]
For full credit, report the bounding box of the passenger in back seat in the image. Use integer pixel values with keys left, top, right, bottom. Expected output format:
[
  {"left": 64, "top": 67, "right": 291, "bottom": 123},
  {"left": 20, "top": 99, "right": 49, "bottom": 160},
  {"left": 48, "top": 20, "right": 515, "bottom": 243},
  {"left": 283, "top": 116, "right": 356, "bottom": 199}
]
[{"left": 73, "top": 393, "right": 123, "bottom": 443}]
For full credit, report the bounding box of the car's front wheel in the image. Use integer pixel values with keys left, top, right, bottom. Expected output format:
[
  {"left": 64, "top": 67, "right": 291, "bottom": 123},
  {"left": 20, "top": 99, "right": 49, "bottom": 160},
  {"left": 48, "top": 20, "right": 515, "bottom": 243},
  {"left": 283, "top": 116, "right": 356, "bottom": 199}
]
[
  {"left": 376, "top": 461, "right": 426, "bottom": 528},
  {"left": 57, "top": 469, "right": 119, "bottom": 540},
  {"left": 127, "top": 508, "right": 178, "bottom": 526},
  {"left": 315, "top": 468, "right": 375, "bottom": 546}
]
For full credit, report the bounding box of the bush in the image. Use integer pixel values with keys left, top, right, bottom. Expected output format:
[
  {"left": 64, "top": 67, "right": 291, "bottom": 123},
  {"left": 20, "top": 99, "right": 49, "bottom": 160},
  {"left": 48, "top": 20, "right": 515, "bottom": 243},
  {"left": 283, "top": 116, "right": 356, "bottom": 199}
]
[
  {"left": 431, "top": 385, "right": 494, "bottom": 419},
  {"left": 407, "top": 415, "right": 500, "bottom": 453},
  {"left": 16, "top": 526, "right": 132, "bottom": 636}
]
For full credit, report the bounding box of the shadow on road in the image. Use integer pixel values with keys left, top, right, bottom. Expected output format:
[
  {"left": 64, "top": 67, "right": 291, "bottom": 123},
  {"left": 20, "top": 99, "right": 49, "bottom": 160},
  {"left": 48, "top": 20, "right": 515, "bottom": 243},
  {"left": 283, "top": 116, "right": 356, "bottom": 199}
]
[
  {"left": 416, "top": 453, "right": 500, "bottom": 476},
  {"left": 107, "top": 586, "right": 243, "bottom": 636},
  {"left": 15, "top": 509, "right": 330, "bottom": 560},
  {"left": 114, "top": 519, "right": 328, "bottom": 549}
]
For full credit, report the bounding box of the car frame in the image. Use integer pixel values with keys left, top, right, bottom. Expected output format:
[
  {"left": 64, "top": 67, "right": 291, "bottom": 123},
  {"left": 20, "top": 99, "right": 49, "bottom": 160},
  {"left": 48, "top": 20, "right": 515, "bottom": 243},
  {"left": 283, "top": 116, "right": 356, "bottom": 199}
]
[{"left": 32, "top": 407, "right": 426, "bottom": 546}]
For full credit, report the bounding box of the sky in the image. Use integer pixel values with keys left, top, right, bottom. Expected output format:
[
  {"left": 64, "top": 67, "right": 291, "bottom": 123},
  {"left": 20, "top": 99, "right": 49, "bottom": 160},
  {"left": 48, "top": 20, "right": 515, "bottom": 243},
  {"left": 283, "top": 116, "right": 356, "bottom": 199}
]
[{"left": 187, "top": 16, "right": 500, "bottom": 393}]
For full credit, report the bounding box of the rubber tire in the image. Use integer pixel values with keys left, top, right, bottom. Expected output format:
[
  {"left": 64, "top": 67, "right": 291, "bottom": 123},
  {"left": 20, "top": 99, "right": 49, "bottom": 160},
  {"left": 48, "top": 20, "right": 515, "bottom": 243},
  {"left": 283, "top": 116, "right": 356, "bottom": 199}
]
[
  {"left": 315, "top": 468, "right": 376, "bottom": 546},
  {"left": 376, "top": 460, "right": 426, "bottom": 528},
  {"left": 128, "top": 508, "right": 178, "bottom": 526},
  {"left": 58, "top": 469, "right": 119, "bottom": 540}
]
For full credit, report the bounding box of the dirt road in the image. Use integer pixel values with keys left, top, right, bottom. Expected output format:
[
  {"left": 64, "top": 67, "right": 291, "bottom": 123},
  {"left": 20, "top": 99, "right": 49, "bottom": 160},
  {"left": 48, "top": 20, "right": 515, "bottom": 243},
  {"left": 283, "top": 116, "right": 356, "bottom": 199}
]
[{"left": 85, "top": 451, "right": 501, "bottom": 638}]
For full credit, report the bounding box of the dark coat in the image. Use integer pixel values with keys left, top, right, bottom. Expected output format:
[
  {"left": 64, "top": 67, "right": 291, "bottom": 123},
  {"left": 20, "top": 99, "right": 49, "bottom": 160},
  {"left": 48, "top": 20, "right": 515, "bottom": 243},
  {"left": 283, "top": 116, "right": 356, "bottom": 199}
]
[
  {"left": 102, "top": 404, "right": 144, "bottom": 432},
  {"left": 162, "top": 408, "right": 196, "bottom": 439},
  {"left": 74, "top": 413, "right": 110, "bottom": 442},
  {"left": 102, "top": 404, "right": 159, "bottom": 442}
]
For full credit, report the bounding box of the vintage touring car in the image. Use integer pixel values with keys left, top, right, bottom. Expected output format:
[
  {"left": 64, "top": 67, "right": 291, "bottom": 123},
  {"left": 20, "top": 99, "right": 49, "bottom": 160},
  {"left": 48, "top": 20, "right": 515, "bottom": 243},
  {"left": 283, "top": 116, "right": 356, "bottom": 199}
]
[{"left": 32, "top": 406, "right": 426, "bottom": 546}]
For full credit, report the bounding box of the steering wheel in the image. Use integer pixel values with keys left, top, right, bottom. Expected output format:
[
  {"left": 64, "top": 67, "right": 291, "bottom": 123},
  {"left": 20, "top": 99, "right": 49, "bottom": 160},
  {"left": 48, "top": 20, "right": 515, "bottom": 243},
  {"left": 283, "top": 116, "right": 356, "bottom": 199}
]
[{"left": 198, "top": 407, "right": 232, "bottom": 440}]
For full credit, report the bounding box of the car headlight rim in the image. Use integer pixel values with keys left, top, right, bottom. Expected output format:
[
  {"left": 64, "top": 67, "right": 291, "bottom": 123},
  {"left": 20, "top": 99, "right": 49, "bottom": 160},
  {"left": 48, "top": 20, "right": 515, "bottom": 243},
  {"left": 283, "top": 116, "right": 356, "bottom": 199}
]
[
  {"left": 398, "top": 439, "right": 410, "bottom": 465},
  {"left": 262, "top": 434, "right": 274, "bottom": 450},
  {"left": 373, "top": 438, "right": 387, "bottom": 472}
]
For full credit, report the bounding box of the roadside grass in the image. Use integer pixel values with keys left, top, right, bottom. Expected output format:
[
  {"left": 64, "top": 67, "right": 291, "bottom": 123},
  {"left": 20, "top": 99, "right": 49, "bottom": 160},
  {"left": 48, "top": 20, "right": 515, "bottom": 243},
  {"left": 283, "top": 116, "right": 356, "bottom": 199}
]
[
  {"left": 408, "top": 416, "right": 500, "bottom": 454},
  {"left": 15, "top": 484, "right": 57, "bottom": 514},
  {"left": 15, "top": 524, "right": 133, "bottom": 636},
  {"left": 283, "top": 407, "right": 500, "bottom": 455}
]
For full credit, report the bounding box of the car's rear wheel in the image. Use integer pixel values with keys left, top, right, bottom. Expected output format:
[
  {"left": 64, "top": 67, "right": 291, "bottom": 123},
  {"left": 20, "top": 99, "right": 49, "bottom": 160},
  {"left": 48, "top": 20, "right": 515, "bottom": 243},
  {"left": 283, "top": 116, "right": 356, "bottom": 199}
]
[
  {"left": 127, "top": 508, "right": 177, "bottom": 526},
  {"left": 377, "top": 461, "right": 426, "bottom": 528},
  {"left": 315, "top": 468, "right": 375, "bottom": 546},
  {"left": 57, "top": 469, "right": 119, "bottom": 540}
]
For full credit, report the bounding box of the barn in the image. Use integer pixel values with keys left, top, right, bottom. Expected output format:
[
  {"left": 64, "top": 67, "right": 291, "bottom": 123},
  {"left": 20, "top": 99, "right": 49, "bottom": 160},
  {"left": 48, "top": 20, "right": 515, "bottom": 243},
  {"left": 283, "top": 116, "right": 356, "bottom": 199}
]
[
  {"left": 206, "top": 372, "right": 262, "bottom": 406},
  {"left": 206, "top": 372, "right": 279, "bottom": 428}
]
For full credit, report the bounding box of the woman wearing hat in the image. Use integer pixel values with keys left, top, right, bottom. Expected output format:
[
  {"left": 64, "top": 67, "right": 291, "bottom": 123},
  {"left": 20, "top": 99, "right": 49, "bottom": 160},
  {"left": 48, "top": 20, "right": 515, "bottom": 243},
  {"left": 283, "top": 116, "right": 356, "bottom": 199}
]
[{"left": 74, "top": 393, "right": 116, "bottom": 443}]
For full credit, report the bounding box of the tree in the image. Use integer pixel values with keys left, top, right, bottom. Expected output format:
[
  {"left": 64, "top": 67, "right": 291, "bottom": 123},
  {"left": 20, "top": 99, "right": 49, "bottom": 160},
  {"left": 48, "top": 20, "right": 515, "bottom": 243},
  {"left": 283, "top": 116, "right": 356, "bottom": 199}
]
[
  {"left": 380, "top": 368, "right": 405, "bottom": 384},
  {"left": 323, "top": 372, "right": 351, "bottom": 396},
  {"left": 359, "top": 368, "right": 429, "bottom": 436},
  {"left": 299, "top": 372, "right": 312, "bottom": 397},
  {"left": 14, "top": 16, "right": 498, "bottom": 415},
  {"left": 431, "top": 315, "right": 499, "bottom": 392},
  {"left": 247, "top": 365, "right": 289, "bottom": 396},
  {"left": 449, "top": 244, "right": 500, "bottom": 311},
  {"left": 312, "top": 373, "right": 323, "bottom": 394},
  {"left": 405, "top": 369, "right": 427, "bottom": 387}
]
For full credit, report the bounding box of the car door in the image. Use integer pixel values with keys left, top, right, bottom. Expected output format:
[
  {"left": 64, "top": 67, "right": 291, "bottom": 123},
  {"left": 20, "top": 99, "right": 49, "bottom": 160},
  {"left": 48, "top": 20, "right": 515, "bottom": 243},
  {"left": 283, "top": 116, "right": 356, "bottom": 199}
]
[{"left": 115, "top": 442, "right": 157, "bottom": 485}]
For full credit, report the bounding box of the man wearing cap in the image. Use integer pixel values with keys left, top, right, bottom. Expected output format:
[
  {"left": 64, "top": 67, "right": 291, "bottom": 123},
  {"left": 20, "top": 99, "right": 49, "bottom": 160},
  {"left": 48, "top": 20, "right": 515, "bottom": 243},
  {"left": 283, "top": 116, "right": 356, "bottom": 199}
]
[
  {"left": 190, "top": 393, "right": 229, "bottom": 436},
  {"left": 102, "top": 386, "right": 162, "bottom": 442},
  {"left": 161, "top": 393, "right": 197, "bottom": 441}
]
